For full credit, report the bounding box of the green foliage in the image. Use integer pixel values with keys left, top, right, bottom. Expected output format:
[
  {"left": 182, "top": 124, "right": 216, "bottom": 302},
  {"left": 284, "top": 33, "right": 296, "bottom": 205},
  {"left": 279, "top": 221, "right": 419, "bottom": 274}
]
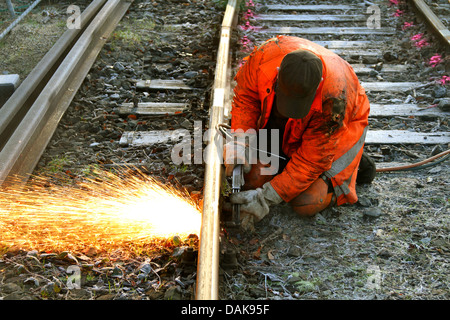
[
  {"left": 43, "top": 155, "right": 70, "bottom": 173},
  {"left": 109, "top": 19, "right": 157, "bottom": 49}
]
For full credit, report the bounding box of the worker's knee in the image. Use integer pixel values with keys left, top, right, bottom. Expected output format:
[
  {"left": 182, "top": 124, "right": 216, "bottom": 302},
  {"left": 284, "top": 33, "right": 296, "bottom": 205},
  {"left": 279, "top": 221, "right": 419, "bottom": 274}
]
[
  {"left": 242, "top": 162, "right": 277, "bottom": 190},
  {"left": 289, "top": 178, "right": 336, "bottom": 217}
]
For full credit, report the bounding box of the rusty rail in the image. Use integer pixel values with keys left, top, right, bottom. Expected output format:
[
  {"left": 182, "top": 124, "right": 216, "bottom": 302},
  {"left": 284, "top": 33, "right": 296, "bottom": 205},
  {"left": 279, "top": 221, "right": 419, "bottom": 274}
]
[{"left": 196, "top": 0, "right": 240, "bottom": 300}]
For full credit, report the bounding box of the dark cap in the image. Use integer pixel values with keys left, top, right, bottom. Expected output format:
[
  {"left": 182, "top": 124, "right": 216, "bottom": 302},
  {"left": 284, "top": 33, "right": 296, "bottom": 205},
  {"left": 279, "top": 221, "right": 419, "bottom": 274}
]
[{"left": 276, "top": 50, "right": 323, "bottom": 119}]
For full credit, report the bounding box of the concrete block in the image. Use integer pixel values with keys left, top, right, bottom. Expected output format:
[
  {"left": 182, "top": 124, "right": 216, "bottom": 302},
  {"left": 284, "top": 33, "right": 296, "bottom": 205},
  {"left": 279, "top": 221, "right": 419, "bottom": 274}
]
[{"left": 0, "top": 74, "right": 20, "bottom": 108}]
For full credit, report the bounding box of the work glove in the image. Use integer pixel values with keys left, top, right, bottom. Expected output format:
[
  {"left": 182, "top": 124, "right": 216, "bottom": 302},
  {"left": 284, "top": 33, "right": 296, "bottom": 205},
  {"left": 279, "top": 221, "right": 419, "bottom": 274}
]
[
  {"left": 230, "top": 182, "right": 283, "bottom": 230},
  {"left": 223, "top": 131, "right": 257, "bottom": 177}
]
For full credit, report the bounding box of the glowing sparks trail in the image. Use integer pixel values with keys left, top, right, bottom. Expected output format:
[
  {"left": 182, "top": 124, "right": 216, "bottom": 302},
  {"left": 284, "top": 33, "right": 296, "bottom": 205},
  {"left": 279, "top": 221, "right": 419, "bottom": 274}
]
[{"left": 0, "top": 169, "right": 202, "bottom": 252}]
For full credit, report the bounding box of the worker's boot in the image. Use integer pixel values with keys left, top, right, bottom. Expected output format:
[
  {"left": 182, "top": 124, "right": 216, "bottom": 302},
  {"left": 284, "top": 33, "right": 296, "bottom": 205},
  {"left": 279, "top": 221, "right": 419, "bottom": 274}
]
[
  {"left": 356, "top": 151, "right": 376, "bottom": 184},
  {"left": 289, "top": 178, "right": 336, "bottom": 217}
]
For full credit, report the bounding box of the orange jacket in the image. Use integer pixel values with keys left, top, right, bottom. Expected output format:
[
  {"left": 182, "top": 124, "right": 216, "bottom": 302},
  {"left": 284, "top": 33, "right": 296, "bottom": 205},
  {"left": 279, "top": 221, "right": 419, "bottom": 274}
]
[{"left": 231, "top": 36, "right": 370, "bottom": 206}]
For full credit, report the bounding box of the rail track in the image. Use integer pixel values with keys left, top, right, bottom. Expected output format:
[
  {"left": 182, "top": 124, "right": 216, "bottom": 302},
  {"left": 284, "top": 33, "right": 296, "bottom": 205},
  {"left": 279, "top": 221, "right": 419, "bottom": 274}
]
[
  {"left": 206, "top": 0, "right": 450, "bottom": 300},
  {"left": 0, "top": 0, "right": 449, "bottom": 301}
]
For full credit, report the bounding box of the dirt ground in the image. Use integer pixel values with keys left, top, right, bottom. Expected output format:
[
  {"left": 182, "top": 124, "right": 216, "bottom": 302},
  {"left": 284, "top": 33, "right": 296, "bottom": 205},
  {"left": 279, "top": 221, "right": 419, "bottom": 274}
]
[{"left": 219, "top": 165, "right": 449, "bottom": 300}]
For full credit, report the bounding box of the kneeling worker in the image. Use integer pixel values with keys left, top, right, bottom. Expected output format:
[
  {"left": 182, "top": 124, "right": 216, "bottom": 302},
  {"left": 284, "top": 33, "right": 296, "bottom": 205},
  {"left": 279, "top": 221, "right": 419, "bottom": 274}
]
[{"left": 223, "top": 35, "right": 376, "bottom": 229}]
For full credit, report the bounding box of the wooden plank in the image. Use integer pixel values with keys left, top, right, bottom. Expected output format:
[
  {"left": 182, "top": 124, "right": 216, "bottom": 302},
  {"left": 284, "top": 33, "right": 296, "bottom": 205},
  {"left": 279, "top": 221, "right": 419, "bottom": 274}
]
[
  {"left": 258, "top": 14, "right": 367, "bottom": 22},
  {"left": 265, "top": 5, "right": 360, "bottom": 11},
  {"left": 136, "top": 79, "right": 193, "bottom": 91},
  {"left": 119, "top": 130, "right": 189, "bottom": 147},
  {"left": 365, "top": 130, "right": 450, "bottom": 144},
  {"left": 317, "top": 41, "right": 383, "bottom": 58},
  {"left": 361, "top": 82, "right": 423, "bottom": 92},
  {"left": 116, "top": 102, "right": 187, "bottom": 115},
  {"left": 331, "top": 49, "right": 381, "bottom": 57},
  {"left": 351, "top": 64, "right": 409, "bottom": 75},
  {"left": 247, "top": 40, "right": 383, "bottom": 56},
  {"left": 119, "top": 128, "right": 450, "bottom": 147},
  {"left": 315, "top": 40, "right": 379, "bottom": 49},
  {"left": 263, "top": 27, "right": 394, "bottom": 35},
  {"left": 411, "top": 0, "right": 450, "bottom": 46},
  {"left": 369, "top": 104, "right": 446, "bottom": 117}
]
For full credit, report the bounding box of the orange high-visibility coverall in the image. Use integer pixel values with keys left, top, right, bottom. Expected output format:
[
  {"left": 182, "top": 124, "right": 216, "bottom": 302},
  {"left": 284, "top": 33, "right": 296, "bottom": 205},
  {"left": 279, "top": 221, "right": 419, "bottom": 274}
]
[{"left": 231, "top": 36, "right": 370, "bottom": 206}]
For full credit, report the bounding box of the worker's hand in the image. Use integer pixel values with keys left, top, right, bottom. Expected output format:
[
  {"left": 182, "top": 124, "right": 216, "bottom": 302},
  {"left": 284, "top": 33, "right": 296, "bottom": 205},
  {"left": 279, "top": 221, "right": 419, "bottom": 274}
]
[
  {"left": 223, "top": 131, "right": 256, "bottom": 176},
  {"left": 230, "top": 182, "right": 283, "bottom": 224}
]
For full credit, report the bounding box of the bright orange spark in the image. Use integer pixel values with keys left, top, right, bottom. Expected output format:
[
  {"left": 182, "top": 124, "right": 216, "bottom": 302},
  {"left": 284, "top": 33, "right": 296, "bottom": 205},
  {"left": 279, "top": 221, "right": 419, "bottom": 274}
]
[{"left": 0, "top": 169, "right": 202, "bottom": 252}]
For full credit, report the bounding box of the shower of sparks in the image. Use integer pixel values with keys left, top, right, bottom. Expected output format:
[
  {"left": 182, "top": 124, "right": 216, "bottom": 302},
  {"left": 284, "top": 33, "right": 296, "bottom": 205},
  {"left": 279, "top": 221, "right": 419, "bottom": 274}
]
[{"left": 0, "top": 169, "right": 202, "bottom": 252}]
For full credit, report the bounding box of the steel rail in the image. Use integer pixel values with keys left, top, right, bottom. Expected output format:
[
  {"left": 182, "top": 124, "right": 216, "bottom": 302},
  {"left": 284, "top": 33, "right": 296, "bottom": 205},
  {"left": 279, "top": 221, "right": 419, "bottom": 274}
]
[
  {"left": 409, "top": 0, "right": 450, "bottom": 47},
  {"left": 0, "top": 0, "right": 107, "bottom": 149},
  {"left": 196, "top": 0, "right": 240, "bottom": 300},
  {"left": 0, "top": 0, "right": 131, "bottom": 188}
]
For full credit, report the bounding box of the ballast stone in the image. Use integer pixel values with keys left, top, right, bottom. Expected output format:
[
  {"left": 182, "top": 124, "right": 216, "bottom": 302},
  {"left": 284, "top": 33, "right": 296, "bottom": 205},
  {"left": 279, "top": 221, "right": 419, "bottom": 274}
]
[
  {"left": 0, "top": 74, "right": 20, "bottom": 108},
  {"left": 438, "top": 98, "right": 450, "bottom": 112}
]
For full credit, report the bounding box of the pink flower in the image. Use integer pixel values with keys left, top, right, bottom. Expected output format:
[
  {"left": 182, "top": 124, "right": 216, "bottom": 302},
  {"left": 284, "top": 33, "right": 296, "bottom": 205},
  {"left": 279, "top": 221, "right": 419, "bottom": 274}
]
[
  {"left": 243, "top": 9, "right": 254, "bottom": 20},
  {"left": 239, "top": 36, "right": 250, "bottom": 45},
  {"left": 239, "top": 21, "right": 254, "bottom": 31},
  {"left": 402, "top": 21, "right": 414, "bottom": 30},
  {"left": 393, "top": 9, "right": 404, "bottom": 17},
  {"left": 246, "top": 0, "right": 255, "bottom": 7},
  {"left": 411, "top": 33, "right": 423, "bottom": 41},
  {"left": 440, "top": 75, "right": 450, "bottom": 85},
  {"left": 238, "top": 59, "right": 248, "bottom": 69},
  {"left": 239, "top": 36, "right": 253, "bottom": 50},
  {"left": 410, "top": 33, "right": 430, "bottom": 49},
  {"left": 429, "top": 54, "right": 442, "bottom": 67},
  {"left": 414, "top": 39, "right": 430, "bottom": 48},
  {"left": 389, "top": 0, "right": 399, "bottom": 5}
]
